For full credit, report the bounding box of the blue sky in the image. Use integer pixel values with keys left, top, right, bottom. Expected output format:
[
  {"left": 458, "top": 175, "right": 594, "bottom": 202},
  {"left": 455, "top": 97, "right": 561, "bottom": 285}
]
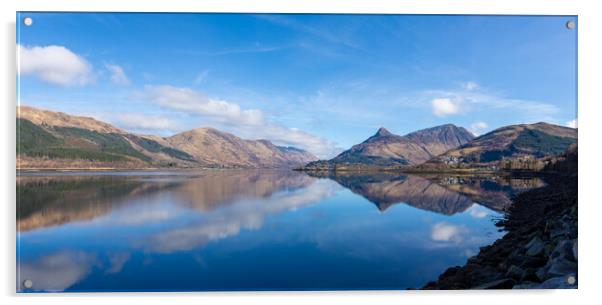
[{"left": 17, "top": 13, "right": 577, "bottom": 158}]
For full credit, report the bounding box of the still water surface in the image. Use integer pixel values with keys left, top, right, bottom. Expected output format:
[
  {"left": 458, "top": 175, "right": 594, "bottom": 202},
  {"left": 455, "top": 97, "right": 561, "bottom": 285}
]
[{"left": 16, "top": 170, "right": 545, "bottom": 291}]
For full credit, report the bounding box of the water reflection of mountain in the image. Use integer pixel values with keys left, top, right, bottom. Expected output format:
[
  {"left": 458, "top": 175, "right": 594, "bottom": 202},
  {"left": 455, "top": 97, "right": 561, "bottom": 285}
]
[
  {"left": 170, "top": 170, "right": 314, "bottom": 211},
  {"left": 305, "top": 172, "right": 544, "bottom": 214},
  {"left": 143, "top": 178, "right": 336, "bottom": 253},
  {"left": 429, "top": 175, "right": 545, "bottom": 212},
  {"left": 17, "top": 175, "right": 179, "bottom": 232},
  {"left": 17, "top": 170, "right": 316, "bottom": 232}
]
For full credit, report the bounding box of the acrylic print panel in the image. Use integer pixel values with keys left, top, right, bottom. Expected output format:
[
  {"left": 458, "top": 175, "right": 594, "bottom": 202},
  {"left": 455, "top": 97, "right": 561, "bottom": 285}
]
[{"left": 16, "top": 12, "right": 577, "bottom": 292}]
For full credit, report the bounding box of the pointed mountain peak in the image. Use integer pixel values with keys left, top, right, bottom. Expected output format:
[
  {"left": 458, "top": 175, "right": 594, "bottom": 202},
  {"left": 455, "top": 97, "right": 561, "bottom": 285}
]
[{"left": 375, "top": 127, "right": 393, "bottom": 137}]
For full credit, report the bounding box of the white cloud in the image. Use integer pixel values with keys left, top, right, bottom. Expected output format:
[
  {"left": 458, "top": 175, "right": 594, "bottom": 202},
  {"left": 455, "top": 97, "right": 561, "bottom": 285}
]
[
  {"left": 431, "top": 222, "right": 467, "bottom": 242},
  {"left": 431, "top": 98, "right": 461, "bottom": 117},
  {"left": 462, "top": 81, "right": 479, "bottom": 91},
  {"left": 425, "top": 89, "right": 560, "bottom": 121},
  {"left": 469, "top": 121, "right": 489, "bottom": 136},
  {"left": 105, "top": 64, "right": 130, "bottom": 85},
  {"left": 18, "top": 45, "right": 93, "bottom": 86},
  {"left": 140, "top": 85, "right": 264, "bottom": 125},
  {"left": 566, "top": 119, "right": 577, "bottom": 128},
  {"left": 137, "top": 85, "right": 339, "bottom": 158}
]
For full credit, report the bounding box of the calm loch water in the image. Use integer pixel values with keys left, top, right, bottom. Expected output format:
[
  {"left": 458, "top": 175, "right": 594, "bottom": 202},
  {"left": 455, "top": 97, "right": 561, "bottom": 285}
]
[{"left": 16, "top": 170, "right": 544, "bottom": 292}]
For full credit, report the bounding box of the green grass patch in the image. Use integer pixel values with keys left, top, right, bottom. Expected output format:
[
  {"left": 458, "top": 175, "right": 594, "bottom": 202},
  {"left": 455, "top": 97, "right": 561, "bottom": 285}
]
[
  {"left": 53, "top": 126, "right": 151, "bottom": 162},
  {"left": 511, "top": 129, "right": 576, "bottom": 157},
  {"left": 17, "top": 118, "right": 150, "bottom": 162},
  {"left": 16, "top": 118, "right": 62, "bottom": 152},
  {"left": 126, "top": 135, "right": 195, "bottom": 161}
]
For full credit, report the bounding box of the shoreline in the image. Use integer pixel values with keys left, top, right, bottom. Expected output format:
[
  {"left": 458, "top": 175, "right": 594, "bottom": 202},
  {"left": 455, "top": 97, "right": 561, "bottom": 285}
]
[
  {"left": 422, "top": 174, "right": 577, "bottom": 289},
  {"left": 294, "top": 167, "right": 544, "bottom": 177},
  {"left": 15, "top": 166, "right": 299, "bottom": 172},
  {"left": 17, "top": 166, "right": 541, "bottom": 179}
]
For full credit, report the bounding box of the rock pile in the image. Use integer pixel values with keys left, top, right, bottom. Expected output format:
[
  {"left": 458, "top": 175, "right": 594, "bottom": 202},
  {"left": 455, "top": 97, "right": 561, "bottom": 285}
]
[{"left": 423, "top": 175, "right": 577, "bottom": 289}]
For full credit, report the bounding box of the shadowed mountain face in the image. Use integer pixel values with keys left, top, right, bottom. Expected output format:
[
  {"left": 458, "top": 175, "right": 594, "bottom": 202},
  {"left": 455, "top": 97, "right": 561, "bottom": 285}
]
[
  {"left": 422, "top": 122, "right": 577, "bottom": 169},
  {"left": 17, "top": 106, "right": 316, "bottom": 169},
  {"left": 305, "top": 172, "right": 545, "bottom": 214},
  {"left": 17, "top": 170, "right": 316, "bottom": 232},
  {"left": 302, "top": 124, "right": 474, "bottom": 170}
]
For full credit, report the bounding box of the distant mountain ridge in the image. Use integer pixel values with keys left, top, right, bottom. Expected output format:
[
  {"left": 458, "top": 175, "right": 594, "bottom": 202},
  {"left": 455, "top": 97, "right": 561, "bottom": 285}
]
[
  {"left": 17, "top": 106, "right": 317, "bottom": 169},
  {"left": 301, "top": 124, "right": 474, "bottom": 170},
  {"left": 162, "top": 127, "right": 317, "bottom": 168}
]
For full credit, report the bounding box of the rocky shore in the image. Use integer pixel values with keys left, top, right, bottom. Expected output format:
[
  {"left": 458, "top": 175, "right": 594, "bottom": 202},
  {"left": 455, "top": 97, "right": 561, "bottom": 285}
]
[{"left": 423, "top": 174, "right": 577, "bottom": 289}]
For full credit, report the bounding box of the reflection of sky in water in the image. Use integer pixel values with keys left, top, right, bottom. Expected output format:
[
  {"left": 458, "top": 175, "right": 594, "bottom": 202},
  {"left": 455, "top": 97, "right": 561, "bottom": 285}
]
[{"left": 15, "top": 171, "right": 534, "bottom": 292}]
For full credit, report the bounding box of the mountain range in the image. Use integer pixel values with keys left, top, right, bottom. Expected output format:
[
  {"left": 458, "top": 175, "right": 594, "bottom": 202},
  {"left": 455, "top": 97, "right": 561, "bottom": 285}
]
[
  {"left": 17, "top": 106, "right": 317, "bottom": 169},
  {"left": 301, "top": 124, "right": 474, "bottom": 170},
  {"left": 301, "top": 122, "right": 576, "bottom": 171},
  {"left": 16, "top": 106, "right": 577, "bottom": 171}
]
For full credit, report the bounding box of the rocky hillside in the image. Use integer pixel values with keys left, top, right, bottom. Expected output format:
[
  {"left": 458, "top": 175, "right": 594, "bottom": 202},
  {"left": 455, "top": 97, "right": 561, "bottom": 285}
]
[
  {"left": 17, "top": 106, "right": 316, "bottom": 169},
  {"left": 163, "top": 128, "right": 317, "bottom": 168},
  {"left": 420, "top": 122, "right": 577, "bottom": 170},
  {"left": 301, "top": 124, "right": 474, "bottom": 170},
  {"left": 18, "top": 105, "right": 122, "bottom": 133}
]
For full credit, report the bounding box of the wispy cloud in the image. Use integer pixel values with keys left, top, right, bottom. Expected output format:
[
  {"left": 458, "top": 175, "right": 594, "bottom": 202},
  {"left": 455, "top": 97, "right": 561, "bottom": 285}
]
[
  {"left": 193, "top": 69, "right": 210, "bottom": 84},
  {"left": 461, "top": 81, "right": 479, "bottom": 91},
  {"left": 209, "top": 43, "right": 290, "bottom": 56},
  {"left": 255, "top": 14, "right": 360, "bottom": 49},
  {"left": 136, "top": 85, "right": 340, "bottom": 158},
  {"left": 177, "top": 43, "right": 291, "bottom": 58},
  {"left": 18, "top": 44, "right": 94, "bottom": 86},
  {"left": 105, "top": 64, "right": 130, "bottom": 85},
  {"left": 469, "top": 121, "right": 489, "bottom": 136}
]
